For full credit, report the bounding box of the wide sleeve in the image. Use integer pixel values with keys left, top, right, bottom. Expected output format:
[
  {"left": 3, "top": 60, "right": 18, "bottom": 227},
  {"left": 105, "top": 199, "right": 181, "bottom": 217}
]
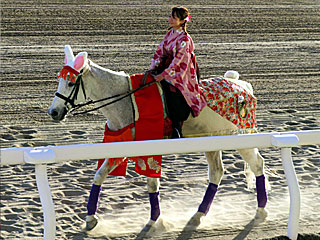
[
  {"left": 160, "top": 35, "right": 193, "bottom": 87},
  {"left": 150, "top": 39, "right": 165, "bottom": 70}
]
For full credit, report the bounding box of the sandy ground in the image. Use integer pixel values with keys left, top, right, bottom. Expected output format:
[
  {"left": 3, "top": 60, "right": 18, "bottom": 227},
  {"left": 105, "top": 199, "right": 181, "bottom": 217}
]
[{"left": 1, "top": 0, "right": 320, "bottom": 239}]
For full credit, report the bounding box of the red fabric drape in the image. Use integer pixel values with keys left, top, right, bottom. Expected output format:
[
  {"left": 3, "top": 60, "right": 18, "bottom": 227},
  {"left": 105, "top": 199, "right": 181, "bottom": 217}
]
[{"left": 97, "top": 74, "right": 164, "bottom": 178}]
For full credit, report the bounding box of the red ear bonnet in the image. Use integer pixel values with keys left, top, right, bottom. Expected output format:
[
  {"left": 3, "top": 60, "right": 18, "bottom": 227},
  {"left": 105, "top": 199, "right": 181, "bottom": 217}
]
[{"left": 58, "top": 45, "right": 88, "bottom": 82}]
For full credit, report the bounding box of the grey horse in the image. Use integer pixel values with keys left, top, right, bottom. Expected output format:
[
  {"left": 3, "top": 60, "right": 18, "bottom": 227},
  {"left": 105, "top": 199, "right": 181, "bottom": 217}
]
[{"left": 48, "top": 45, "right": 268, "bottom": 235}]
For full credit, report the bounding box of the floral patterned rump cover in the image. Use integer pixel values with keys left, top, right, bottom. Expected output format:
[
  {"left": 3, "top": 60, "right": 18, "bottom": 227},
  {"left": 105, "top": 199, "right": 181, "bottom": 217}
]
[{"left": 200, "top": 77, "right": 257, "bottom": 131}]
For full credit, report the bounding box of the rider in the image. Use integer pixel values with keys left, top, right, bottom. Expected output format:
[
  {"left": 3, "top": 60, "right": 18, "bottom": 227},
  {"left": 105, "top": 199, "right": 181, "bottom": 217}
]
[{"left": 150, "top": 6, "right": 207, "bottom": 138}]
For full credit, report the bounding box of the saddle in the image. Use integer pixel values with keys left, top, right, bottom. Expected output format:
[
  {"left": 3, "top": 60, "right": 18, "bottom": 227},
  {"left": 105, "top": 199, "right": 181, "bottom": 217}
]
[{"left": 140, "top": 70, "right": 190, "bottom": 138}]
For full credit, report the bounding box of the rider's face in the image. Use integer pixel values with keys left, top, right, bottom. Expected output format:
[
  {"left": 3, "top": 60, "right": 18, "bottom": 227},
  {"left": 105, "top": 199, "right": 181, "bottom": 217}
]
[{"left": 168, "top": 12, "right": 183, "bottom": 30}]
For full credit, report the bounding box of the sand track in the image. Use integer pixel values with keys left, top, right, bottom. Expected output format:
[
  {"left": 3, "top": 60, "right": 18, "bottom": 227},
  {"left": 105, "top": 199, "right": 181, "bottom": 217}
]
[{"left": 0, "top": 1, "right": 319, "bottom": 239}]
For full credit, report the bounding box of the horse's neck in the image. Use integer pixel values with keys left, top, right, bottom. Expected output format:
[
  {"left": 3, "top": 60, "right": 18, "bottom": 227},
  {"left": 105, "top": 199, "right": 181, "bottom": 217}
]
[{"left": 83, "top": 61, "right": 134, "bottom": 131}]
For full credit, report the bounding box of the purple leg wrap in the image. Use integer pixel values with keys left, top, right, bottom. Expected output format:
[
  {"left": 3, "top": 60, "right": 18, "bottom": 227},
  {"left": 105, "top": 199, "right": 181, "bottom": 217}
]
[
  {"left": 256, "top": 175, "right": 267, "bottom": 208},
  {"left": 87, "top": 184, "right": 102, "bottom": 215},
  {"left": 149, "top": 192, "right": 160, "bottom": 221},
  {"left": 198, "top": 183, "right": 218, "bottom": 215}
]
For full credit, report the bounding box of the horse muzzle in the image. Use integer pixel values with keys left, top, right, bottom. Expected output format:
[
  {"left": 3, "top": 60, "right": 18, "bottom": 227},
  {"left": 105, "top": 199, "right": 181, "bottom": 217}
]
[{"left": 48, "top": 106, "right": 68, "bottom": 121}]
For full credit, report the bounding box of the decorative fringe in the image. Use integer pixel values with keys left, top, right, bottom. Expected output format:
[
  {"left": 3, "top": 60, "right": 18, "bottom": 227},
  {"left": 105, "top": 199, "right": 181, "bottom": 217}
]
[{"left": 57, "top": 66, "right": 79, "bottom": 83}]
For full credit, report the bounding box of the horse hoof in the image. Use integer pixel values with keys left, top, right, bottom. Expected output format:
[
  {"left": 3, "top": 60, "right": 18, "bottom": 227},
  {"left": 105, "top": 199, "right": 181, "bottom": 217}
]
[
  {"left": 85, "top": 215, "right": 98, "bottom": 231},
  {"left": 254, "top": 207, "right": 268, "bottom": 225},
  {"left": 137, "top": 218, "right": 173, "bottom": 239},
  {"left": 142, "top": 219, "right": 156, "bottom": 232},
  {"left": 184, "top": 212, "right": 205, "bottom": 231}
]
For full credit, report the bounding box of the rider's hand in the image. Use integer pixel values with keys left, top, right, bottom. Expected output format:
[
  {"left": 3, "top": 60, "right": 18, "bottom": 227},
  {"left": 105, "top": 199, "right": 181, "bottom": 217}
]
[{"left": 155, "top": 74, "right": 164, "bottom": 82}]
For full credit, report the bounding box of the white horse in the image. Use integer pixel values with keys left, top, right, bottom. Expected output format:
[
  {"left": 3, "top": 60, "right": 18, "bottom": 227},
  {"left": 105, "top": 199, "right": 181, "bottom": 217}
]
[{"left": 48, "top": 45, "right": 268, "bottom": 235}]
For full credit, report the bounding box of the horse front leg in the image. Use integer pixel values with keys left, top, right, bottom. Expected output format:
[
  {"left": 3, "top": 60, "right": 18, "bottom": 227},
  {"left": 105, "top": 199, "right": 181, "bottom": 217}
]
[
  {"left": 147, "top": 178, "right": 160, "bottom": 223},
  {"left": 187, "top": 151, "right": 223, "bottom": 229},
  {"left": 239, "top": 148, "right": 268, "bottom": 222},
  {"left": 85, "top": 158, "right": 119, "bottom": 231},
  {"left": 136, "top": 178, "right": 160, "bottom": 238},
  {"left": 142, "top": 178, "right": 160, "bottom": 229}
]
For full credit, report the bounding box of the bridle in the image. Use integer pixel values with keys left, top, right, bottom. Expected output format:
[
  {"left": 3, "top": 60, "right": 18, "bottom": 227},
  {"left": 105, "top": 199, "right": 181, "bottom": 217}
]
[
  {"left": 55, "top": 67, "right": 86, "bottom": 109},
  {"left": 55, "top": 67, "right": 156, "bottom": 116}
]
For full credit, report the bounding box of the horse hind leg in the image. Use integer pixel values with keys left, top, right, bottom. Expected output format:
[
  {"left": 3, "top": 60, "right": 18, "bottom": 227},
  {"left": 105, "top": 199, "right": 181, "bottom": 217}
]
[
  {"left": 238, "top": 148, "right": 268, "bottom": 222},
  {"left": 85, "top": 158, "right": 119, "bottom": 231},
  {"left": 186, "top": 151, "right": 223, "bottom": 229}
]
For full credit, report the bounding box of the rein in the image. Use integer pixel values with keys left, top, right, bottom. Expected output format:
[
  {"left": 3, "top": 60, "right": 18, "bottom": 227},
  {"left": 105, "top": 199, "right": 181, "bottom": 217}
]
[{"left": 55, "top": 68, "right": 156, "bottom": 116}]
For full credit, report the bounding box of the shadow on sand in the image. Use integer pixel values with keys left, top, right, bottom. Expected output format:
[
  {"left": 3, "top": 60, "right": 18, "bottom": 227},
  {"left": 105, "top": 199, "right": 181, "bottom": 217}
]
[{"left": 232, "top": 219, "right": 256, "bottom": 240}]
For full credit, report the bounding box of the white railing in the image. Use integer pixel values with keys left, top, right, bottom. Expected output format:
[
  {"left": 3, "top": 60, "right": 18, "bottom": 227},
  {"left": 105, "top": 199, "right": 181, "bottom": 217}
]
[{"left": 1, "top": 130, "right": 319, "bottom": 240}]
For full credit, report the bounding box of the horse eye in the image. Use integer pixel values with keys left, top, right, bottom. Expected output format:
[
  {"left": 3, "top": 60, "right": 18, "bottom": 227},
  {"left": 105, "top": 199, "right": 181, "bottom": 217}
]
[{"left": 68, "top": 81, "right": 75, "bottom": 87}]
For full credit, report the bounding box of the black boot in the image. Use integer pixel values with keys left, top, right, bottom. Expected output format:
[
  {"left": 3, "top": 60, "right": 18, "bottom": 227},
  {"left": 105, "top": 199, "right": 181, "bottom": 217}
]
[{"left": 171, "top": 122, "right": 183, "bottom": 139}]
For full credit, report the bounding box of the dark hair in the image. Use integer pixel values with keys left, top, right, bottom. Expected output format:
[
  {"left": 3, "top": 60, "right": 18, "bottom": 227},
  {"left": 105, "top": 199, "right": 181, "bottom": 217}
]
[{"left": 171, "top": 6, "right": 190, "bottom": 32}]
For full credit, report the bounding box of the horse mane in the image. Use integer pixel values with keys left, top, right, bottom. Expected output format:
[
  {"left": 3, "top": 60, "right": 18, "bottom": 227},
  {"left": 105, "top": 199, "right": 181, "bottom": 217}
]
[{"left": 88, "top": 60, "right": 129, "bottom": 78}]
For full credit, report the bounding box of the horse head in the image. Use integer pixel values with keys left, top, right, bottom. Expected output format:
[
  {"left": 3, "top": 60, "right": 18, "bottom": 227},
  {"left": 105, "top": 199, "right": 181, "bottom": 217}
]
[{"left": 48, "top": 45, "right": 88, "bottom": 121}]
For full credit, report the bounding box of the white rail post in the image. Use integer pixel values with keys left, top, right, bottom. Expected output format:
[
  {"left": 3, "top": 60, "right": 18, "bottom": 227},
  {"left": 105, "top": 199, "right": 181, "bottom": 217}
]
[
  {"left": 25, "top": 149, "right": 56, "bottom": 240},
  {"left": 35, "top": 165, "right": 56, "bottom": 240},
  {"left": 272, "top": 134, "right": 300, "bottom": 240}
]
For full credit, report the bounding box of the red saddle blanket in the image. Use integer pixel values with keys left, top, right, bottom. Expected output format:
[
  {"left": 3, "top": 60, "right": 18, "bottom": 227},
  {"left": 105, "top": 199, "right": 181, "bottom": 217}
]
[{"left": 97, "top": 73, "right": 164, "bottom": 178}]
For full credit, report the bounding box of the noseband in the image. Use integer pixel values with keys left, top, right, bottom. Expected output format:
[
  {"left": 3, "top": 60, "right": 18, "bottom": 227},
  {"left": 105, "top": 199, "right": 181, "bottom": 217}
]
[{"left": 55, "top": 68, "right": 155, "bottom": 116}]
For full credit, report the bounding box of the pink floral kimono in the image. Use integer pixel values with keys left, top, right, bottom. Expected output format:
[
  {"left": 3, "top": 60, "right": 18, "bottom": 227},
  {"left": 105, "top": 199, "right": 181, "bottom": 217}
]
[{"left": 150, "top": 27, "right": 207, "bottom": 117}]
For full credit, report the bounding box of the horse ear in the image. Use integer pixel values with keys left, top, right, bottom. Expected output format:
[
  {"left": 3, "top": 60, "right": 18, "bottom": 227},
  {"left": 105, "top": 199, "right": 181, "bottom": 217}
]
[
  {"left": 73, "top": 52, "right": 88, "bottom": 72},
  {"left": 64, "top": 45, "right": 75, "bottom": 64}
]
